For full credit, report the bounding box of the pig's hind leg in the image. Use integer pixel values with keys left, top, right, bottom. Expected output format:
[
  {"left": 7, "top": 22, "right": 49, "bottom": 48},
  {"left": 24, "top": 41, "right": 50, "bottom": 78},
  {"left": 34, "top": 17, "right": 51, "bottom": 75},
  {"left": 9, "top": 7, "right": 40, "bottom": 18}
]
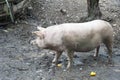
[{"left": 103, "top": 37, "right": 113, "bottom": 64}]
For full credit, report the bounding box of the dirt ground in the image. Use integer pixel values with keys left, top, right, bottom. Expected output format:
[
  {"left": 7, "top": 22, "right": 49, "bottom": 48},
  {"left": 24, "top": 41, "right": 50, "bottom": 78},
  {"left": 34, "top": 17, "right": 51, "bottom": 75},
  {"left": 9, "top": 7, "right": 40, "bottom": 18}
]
[{"left": 0, "top": 0, "right": 120, "bottom": 80}]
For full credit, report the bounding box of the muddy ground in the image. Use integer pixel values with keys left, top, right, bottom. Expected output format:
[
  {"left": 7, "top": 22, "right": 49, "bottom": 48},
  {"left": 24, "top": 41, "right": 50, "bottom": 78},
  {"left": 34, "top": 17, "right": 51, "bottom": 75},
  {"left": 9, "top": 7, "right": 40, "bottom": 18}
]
[{"left": 0, "top": 0, "right": 120, "bottom": 80}]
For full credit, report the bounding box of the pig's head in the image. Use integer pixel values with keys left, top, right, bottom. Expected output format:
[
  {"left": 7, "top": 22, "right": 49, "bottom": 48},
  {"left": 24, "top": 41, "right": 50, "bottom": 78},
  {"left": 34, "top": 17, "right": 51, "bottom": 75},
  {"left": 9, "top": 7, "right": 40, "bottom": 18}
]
[{"left": 31, "top": 27, "right": 46, "bottom": 49}]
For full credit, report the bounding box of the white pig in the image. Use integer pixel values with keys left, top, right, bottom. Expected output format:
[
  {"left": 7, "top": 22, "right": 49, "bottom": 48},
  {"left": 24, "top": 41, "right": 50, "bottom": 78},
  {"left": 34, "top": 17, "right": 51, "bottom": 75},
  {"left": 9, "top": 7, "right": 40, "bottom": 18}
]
[{"left": 31, "top": 20, "right": 113, "bottom": 69}]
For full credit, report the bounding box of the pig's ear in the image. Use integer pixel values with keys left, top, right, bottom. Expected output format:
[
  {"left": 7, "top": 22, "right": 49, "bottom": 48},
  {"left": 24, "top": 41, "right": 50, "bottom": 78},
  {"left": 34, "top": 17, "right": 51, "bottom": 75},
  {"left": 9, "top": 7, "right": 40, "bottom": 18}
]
[
  {"left": 32, "top": 31, "right": 45, "bottom": 39},
  {"left": 37, "top": 26, "right": 45, "bottom": 31}
]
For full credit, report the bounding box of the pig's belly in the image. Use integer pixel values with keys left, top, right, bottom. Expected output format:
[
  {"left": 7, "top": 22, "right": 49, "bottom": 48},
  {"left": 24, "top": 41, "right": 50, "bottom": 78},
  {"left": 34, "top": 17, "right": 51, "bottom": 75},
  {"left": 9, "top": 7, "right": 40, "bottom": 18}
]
[
  {"left": 74, "top": 46, "right": 97, "bottom": 52},
  {"left": 64, "top": 41, "right": 100, "bottom": 52}
]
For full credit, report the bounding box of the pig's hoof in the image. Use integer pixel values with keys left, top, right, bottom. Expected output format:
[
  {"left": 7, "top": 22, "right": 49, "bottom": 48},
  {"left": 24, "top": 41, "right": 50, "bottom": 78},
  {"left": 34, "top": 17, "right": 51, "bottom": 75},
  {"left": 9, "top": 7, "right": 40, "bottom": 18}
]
[
  {"left": 52, "top": 62, "right": 57, "bottom": 65},
  {"left": 93, "top": 57, "right": 98, "bottom": 61},
  {"left": 93, "top": 55, "right": 98, "bottom": 60},
  {"left": 52, "top": 62, "right": 57, "bottom": 67}
]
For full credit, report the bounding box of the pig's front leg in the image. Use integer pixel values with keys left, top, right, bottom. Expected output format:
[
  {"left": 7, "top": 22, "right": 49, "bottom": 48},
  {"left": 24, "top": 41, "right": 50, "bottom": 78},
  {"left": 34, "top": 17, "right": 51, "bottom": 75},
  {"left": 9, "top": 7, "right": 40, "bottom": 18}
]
[
  {"left": 66, "top": 50, "right": 74, "bottom": 70},
  {"left": 52, "top": 51, "right": 62, "bottom": 65}
]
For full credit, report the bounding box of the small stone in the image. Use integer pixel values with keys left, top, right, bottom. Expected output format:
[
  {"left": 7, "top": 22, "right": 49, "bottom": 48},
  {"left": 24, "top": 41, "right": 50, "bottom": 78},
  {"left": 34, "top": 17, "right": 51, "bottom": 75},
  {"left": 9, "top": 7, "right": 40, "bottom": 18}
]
[
  {"left": 114, "top": 15, "right": 117, "bottom": 17},
  {"left": 28, "top": 6, "right": 33, "bottom": 10},
  {"left": 60, "top": 9, "right": 67, "bottom": 15},
  {"left": 3, "top": 30, "right": 8, "bottom": 33},
  {"left": 113, "top": 24, "right": 117, "bottom": 27},
  {"left": 79, "top": 68, "right": 82, "bottom": 71},
  {"left": 63, "top": 69, "right": 67, "bottom": 72},
  {"left": 36, "top": 70, "right": 43, "bottom": 73}
]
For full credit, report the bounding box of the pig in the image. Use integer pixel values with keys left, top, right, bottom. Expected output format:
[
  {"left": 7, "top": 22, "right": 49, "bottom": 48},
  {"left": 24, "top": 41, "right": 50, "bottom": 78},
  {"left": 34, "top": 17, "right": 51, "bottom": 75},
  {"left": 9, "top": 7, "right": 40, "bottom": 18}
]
[{"left": 31, "top": 20, "right": 113, "bottom": 69}]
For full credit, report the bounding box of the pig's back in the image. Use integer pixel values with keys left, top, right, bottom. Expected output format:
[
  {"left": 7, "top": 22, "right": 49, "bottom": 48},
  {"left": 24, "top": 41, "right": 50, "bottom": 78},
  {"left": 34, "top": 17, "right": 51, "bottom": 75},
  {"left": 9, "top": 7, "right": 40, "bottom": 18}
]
[
  {"left": 62, "top": 20, "right": 113, "bottom": 39},
  {"left": 62, "top": 20, "right": 112, "bottom": 32}
]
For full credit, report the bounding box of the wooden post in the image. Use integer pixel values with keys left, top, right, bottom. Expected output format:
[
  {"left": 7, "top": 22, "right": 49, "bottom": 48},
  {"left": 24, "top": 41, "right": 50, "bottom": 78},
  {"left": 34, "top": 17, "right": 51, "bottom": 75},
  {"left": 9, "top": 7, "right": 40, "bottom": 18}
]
[{"left": 87, "top": 0, "right": 102, "bottom": 19}]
